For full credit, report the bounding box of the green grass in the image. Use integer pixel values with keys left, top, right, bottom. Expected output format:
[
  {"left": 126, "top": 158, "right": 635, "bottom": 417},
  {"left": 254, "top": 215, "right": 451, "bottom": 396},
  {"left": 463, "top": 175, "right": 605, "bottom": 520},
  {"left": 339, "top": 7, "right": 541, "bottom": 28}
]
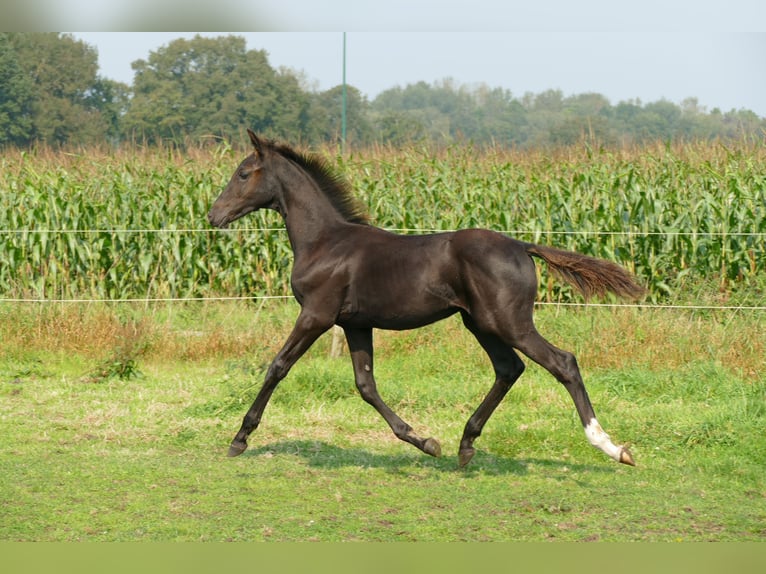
[{"left": 1, "top": 302, "right": 763, "bottom": 541}]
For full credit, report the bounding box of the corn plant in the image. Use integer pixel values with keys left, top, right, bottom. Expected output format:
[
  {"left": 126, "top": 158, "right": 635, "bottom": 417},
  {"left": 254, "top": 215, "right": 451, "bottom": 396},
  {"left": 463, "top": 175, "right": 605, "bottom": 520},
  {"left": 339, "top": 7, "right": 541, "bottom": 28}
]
[{"left": 1, "top": 140, "right": 763, "bottom": 303}]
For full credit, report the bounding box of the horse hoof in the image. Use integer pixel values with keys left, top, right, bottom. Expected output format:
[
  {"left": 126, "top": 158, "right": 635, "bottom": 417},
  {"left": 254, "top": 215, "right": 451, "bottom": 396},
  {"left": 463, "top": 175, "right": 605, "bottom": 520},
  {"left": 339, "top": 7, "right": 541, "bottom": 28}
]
[
  {"left": 423, "top": 438, "right": 442, "bottom": 458},
  {"left": 619, "top": 446, "right": 636, "bottom": 466},
  {"left": 227, "top": 440, "right": 248, "bottom": 457},
  {"left": 458, "top": 447, "right": 475, "bottom": 468}
]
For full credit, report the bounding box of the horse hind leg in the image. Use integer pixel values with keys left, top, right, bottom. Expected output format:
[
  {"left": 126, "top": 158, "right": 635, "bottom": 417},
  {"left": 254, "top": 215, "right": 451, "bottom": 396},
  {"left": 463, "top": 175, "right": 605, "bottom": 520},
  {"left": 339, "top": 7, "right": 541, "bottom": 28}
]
[
  {"left": 344, "top": 327, "right": 441, "bottom": 458},
  {"left": 458, "top": 313, "right": 526, "bottom": 467},
  {"left": 511, "top": 328, "right": 635, "bottom": 466}
]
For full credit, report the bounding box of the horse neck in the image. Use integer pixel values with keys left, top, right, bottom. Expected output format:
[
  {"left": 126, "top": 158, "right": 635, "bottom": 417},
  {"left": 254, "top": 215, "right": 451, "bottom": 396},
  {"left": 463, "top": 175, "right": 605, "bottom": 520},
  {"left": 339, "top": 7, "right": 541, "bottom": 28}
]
[{"left": 275, "top": 158, "right": 349, "bottom": 254}]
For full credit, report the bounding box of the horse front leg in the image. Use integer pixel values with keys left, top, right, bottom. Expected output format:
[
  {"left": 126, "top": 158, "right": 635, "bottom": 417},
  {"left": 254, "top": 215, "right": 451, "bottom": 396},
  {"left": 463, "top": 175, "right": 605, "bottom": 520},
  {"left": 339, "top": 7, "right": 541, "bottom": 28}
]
[
  {"left": 228, "top": 310, "right": 330, "bottom": 457},
  {"left": 344, "top": 327, "right": 441, "bottom": 458}
]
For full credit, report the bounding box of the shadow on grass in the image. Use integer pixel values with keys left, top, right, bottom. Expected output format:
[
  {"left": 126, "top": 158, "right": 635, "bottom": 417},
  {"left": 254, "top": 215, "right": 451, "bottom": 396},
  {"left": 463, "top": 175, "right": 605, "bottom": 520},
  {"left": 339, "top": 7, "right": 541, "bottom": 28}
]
[{"left": 240, "top": 439, "right": 613, "bottom": 478}]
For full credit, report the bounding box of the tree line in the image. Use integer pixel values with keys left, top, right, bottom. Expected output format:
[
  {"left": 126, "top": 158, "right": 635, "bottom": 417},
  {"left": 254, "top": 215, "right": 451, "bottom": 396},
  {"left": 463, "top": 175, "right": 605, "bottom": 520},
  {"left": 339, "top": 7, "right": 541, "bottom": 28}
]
[{"left": 2, "top": 32, "right": 764, "bottom": 149}]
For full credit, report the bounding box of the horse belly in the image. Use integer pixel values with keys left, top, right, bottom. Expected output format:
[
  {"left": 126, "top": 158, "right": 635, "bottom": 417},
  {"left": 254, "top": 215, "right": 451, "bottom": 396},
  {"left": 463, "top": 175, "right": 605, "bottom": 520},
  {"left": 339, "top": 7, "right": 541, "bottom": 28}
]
[
  {"left": 339, "top": 271, "right": 462, "bottom": 330},
  {"left": 339, "top": 301, "right": 458, "bottom": 331}
]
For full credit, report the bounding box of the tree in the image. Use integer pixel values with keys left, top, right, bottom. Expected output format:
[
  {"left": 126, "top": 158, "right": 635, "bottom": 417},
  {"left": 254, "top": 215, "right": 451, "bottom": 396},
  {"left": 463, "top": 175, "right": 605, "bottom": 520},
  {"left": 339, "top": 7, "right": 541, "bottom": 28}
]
[
  {"left": 4, "top": 32, "right": 765, "bottom": 149},
  {"left": 373, "top": 110, "right": 428, "bottom": 145},
  {"left": 306, "top": 85, "right": 373, "bottom": 146},
  {"left": 521, "top": 89, "right": 566, "bottom": 146},
  {"left": 0, "top": 33, "right": 33, "bottom": 145},
  {"left": 87, "top": 78, "right": 132, "bottom": 145},
  {"left": 372, "top": 80, "right": 481, "bottom": 143},
  {"left": 472, "top": 85, "right": 529, "bottom": 146},
  {"left": 549, "top": 93, "right": 616, "bottom": 146},
  {"left": 8, "top": 33, "right": 115, "bottom": 146},
  {"left": 123, "top": 35, "right": 310, "bottom": 145}
]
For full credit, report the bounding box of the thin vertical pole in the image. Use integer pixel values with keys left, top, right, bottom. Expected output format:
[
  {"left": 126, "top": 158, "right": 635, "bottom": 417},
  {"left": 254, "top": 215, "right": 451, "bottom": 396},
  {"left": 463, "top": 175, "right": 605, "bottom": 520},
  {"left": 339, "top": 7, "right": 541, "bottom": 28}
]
[
  {"left": 332, "top": 32, "right": 349, "bottom": 358},
  {"left": 341, "top": 32, "right": 347, "bottom": 152}
]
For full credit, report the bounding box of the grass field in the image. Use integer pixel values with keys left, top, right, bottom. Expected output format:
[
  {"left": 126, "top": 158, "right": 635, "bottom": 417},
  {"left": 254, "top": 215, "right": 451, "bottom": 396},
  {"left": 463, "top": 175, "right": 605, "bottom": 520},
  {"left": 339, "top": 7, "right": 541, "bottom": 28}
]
[{"left": 1, "top": 301, "right": 764, "bottom": 541}]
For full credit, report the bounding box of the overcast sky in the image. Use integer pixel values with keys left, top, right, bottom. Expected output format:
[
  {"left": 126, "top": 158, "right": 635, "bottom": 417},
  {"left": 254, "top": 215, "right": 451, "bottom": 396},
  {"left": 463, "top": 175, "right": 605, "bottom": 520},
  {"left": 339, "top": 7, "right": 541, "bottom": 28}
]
[
  {"left": 71, "top": 31, "right": 766, "bottom": 117},
  {"left": 4, "top": 1, "right": 764, "bottom": 117}
]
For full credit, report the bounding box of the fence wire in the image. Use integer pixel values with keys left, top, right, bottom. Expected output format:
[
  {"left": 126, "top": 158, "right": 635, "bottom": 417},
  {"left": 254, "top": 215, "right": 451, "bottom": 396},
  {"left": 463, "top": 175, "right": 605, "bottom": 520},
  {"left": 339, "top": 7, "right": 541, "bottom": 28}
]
[
  {"left": 1, "top": 227, "right": 765, "bottom": 237},
  {"left": 0, "top": 296, "right": 764, "bottom": 312},
  {"left": 1, "top": 227, "right": 763, "bottom": 311}
]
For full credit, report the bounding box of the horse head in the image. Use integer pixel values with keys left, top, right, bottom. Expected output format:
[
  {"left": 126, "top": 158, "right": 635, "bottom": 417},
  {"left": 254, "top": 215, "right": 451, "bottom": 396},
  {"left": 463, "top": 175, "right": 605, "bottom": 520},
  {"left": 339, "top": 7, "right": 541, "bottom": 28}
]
[{"left": 208, "top": 129, "right": 280, "bottom": 228}]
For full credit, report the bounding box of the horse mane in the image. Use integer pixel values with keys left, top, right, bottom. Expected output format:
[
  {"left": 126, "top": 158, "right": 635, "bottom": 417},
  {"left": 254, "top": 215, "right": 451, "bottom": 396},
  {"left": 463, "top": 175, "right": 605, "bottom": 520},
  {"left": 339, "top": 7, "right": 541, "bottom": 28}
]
[{"left": 269, "top": 140, "right": 370, "bottom": 225}]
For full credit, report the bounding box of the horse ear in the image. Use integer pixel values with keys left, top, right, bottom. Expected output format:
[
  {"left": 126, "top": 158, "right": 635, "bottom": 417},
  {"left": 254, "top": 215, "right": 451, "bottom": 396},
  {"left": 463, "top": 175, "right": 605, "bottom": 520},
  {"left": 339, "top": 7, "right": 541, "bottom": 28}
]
[{"left": 247, "top": 129, "right": 263, "bottom": 154}]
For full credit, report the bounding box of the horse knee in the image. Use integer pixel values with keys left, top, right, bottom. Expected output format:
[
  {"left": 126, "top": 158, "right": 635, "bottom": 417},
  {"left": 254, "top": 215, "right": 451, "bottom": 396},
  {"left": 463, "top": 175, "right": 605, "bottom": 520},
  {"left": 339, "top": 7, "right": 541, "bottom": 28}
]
[
  {"left": 266, "top": 357, "right": 291, "bottom": 382},
  {"left": 558, "top": 352, "right": 581, "bottom": 383},
  {"left": 494, "top": 353, "right": 525, "bottom": 382},
  {"left": 354, "top": 375, "right": 377, "bottom": 403},
  {"left": 541, "top": 349, "right": 581, "bottom": 386}
]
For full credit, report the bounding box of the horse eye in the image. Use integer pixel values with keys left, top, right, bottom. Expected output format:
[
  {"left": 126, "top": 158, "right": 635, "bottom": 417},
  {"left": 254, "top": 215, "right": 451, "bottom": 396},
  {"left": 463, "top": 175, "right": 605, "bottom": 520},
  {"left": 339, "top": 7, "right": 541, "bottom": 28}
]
[{"left": 238, "top": 170, "right": 249, "bottom": 180}]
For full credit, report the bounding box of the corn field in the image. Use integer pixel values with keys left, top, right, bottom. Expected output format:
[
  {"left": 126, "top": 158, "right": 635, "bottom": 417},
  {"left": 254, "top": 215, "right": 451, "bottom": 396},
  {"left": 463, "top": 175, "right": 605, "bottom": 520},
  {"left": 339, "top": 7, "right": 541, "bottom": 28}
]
[{"left": 0, "top": 140, "right": 764, "bottom": 303}]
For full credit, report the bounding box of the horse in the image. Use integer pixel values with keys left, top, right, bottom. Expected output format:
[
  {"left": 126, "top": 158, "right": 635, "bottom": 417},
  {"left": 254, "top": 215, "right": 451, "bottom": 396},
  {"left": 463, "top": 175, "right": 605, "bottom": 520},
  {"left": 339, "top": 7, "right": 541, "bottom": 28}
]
[{"left": 208, "top": 129, "right": 644, "bottom": 467}]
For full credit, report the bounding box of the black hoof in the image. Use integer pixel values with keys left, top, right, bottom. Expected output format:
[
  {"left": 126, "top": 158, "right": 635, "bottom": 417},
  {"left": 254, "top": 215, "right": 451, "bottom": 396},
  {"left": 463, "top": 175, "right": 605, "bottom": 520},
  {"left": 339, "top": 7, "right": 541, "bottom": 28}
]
[
  {"left": 227, "top": 440, "right": 248, "bottom": 457},
  {"left": 458, "top": 447, "right": 475, "bottom": 468},
  {"left": 423, "top": 438, "right": 442, "bottom": 458}
]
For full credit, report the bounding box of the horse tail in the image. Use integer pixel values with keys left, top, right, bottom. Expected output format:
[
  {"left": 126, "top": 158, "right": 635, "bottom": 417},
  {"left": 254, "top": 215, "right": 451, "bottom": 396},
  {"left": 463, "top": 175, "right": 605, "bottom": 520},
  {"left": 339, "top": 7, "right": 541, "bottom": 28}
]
[{"left": 525, "top": 243, "right": 645, "bottom": 300}]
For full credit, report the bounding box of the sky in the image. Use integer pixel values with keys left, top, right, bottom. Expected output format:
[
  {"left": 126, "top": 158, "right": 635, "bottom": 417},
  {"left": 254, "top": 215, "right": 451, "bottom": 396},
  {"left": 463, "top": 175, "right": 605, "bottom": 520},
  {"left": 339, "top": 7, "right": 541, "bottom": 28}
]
[
  {"left": 71, "top": 31, "right": 766, "bottom": 117},
  {"left": 3, "top": 1, "right": 765, "bottom": 117}
]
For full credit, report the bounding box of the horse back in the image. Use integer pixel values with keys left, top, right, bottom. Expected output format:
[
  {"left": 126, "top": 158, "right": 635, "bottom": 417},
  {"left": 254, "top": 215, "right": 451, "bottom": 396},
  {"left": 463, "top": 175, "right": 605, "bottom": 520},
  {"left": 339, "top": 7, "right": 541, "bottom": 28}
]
[{"left": 324, "top": 226, "right": 536, "bottom": 330}]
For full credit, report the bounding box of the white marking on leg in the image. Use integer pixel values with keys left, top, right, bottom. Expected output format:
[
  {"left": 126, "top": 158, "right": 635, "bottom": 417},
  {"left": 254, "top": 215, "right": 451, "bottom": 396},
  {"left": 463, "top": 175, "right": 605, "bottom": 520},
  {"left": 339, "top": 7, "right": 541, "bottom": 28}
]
[{"left": 584, "top": 418, "right": 623, "bottom": 462}]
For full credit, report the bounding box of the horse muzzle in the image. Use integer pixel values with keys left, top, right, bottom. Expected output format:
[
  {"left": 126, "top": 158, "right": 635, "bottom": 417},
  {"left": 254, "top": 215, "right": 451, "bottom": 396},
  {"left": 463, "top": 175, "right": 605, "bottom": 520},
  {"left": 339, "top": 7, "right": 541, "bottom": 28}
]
[{"left": 207, "top": 210, "right": 230, "bottom": 229}]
